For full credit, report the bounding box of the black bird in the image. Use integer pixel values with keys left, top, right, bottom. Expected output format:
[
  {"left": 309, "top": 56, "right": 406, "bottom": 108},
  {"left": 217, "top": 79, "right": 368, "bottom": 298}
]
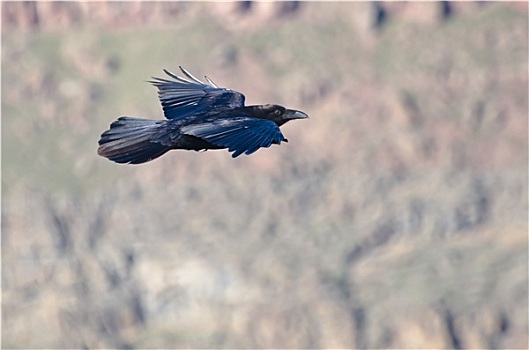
[{"left": 97, "top": 66, "right": 308, "bottom": 164}]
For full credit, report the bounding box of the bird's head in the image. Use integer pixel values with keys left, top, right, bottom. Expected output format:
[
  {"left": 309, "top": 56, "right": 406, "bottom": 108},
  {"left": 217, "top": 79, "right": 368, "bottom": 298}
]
[{"left": 254, "top": 104, "right": 309, "bottom": 126}]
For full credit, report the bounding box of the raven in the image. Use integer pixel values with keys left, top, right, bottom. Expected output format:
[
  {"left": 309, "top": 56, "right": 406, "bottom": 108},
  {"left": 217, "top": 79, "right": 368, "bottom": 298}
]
[{"left": 97, "top": 66, "right": 308, "bottom": 164}]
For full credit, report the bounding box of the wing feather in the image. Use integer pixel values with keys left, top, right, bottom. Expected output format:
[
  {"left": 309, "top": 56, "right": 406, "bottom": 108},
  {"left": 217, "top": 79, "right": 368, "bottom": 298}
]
[
  {"left": 149, "top": 67, "right": 246, "bottom": 120},
  {"left": 178, "top": 66, "right": 205, "bottom": 84},
  {"left": 204, "top": 76, "right": 218, "bottom": 88},
  {"left": 181, "top": 117, "right": 285, "bottom": 158}
]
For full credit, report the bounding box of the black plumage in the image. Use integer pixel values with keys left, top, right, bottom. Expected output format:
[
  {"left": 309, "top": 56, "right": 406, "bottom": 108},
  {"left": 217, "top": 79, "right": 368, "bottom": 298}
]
[{"left": 97, "top": 66, "right": 308, "bottom": 164}]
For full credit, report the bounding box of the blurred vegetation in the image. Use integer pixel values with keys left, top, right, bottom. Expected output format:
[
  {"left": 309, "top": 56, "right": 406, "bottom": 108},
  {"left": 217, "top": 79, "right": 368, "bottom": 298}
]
[{"left": 2, "top": 2, "right": 528, "bottom": 349}]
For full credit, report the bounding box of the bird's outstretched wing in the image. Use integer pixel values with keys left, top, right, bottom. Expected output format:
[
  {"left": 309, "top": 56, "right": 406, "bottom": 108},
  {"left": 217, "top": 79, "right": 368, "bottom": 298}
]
[
  {"left": 181, "top": 117, "right": 286, "bottom": 158},
  {"left": 149, "top": 66, "right": 246, "bottom": 120}
]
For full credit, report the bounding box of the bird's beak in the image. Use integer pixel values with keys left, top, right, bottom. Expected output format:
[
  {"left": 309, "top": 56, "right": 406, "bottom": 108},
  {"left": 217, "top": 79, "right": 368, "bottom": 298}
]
[{"left": 284, "top": 109, "right": 309, "bottom": 120}]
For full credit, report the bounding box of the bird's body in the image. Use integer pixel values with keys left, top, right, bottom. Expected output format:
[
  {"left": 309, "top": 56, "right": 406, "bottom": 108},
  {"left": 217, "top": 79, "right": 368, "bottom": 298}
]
[{"left": 98, "top": 67, "right": 308, "bottom": 164}]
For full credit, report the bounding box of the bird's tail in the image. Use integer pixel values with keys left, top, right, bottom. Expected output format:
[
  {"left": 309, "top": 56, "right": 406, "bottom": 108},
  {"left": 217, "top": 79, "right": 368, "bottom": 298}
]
[{"left": 97, "top": 117, "right": 171, "bottom": 164}]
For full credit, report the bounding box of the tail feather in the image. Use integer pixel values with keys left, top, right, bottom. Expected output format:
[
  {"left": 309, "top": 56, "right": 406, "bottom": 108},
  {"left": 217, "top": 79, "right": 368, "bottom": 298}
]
[{"left": 98, "top": 117, "right": 171, "bottom": 164}]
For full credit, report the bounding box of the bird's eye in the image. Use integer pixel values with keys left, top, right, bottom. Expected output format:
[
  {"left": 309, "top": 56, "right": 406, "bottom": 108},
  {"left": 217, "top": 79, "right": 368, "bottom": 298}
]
[{"left": 274, "top": 109, "right": 281, "bottom": 116}]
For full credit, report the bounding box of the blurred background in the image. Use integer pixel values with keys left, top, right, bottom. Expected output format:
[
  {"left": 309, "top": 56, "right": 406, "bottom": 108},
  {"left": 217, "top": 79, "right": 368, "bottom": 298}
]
[{"left": 2, "top": 1, "right": 528, "bottom": 348}]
